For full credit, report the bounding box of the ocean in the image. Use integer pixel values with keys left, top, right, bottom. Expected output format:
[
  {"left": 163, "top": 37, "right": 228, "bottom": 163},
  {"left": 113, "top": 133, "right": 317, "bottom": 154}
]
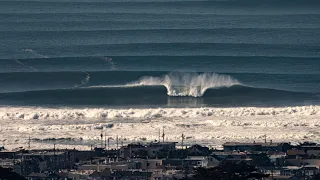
[{"left": 0, "top": 0, "right": 320, "bottom": 150}]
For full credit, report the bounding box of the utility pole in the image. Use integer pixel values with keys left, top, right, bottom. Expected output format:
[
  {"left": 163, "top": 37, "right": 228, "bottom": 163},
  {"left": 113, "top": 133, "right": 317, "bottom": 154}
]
[
  {"left": 116, "top": 135, "right": 119, "bottom": 150},
  {"left": 181, "top": 133, "right": 185, "bottom": 149},
  {"left": 271, "top": 165, "right": 274, "bottom": 180},
  {"left": 54, "top": 143, "right": 56, "bottom": 155},
  {"left": 130, "top": 145, "right": 132, "bottom": 159},
  {"left": 107, "top": 137, "right": 110, "bottom": 150},
  {"left": 121, "top": 136, "right": 124, "bottom": 147},
  {"left": 13, "top": 152, "right": 16, "bottom": 170},
  {"left": 100, "top": 131, "right": 103, "bottom": 148},
  {"left": 90, "top": 144, "right": 93, "bottom": 164},
  {"left": 116, "top": 135, "right": 119, "bottom": 158},
  {"left": 53, "top": 143, "right": 56, "bottom": 172},
  {"left": 162, "top": 126, "right": 165, "bottom": 143},
  {"left": 265, "top": 121, "right": 267, "bottom": 144},
  {"left": 104, "top": 133, "right": 107, "bottom": 149},
  {"left": 28, "top": 135, "right": 31, "bottom": 151},
  {"left": 146, "top": 156, "right": 149, "bottom": 179}
]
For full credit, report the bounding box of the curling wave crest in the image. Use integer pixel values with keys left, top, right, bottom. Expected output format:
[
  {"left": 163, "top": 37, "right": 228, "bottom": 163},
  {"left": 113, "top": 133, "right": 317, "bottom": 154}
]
[
  {"left": 1, "top": 106, "right": 319, "bottom": 120},
  {"left": 129, "top": 72, "right": 240, "bottom": 97}
]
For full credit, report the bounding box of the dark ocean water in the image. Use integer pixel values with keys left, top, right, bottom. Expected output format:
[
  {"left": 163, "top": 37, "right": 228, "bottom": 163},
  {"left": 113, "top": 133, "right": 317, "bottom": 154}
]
[{"left": 0, "top": 0, "right": 320, "bottom": 107}]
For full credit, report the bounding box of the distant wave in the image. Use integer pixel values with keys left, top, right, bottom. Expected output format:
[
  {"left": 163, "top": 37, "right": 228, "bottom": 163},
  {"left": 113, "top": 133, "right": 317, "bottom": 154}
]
[
  {"left": 0, "top": 73, "right": 240, "bottom": 98},
  {"left": 2, "top": 56, "right": 320, "bottom": 74},
  {"left": 74, "top": 71, "right": 90, "bottom": 88},
  {"left": 14, "top": 59, "right": 37, "bottom": 71}
]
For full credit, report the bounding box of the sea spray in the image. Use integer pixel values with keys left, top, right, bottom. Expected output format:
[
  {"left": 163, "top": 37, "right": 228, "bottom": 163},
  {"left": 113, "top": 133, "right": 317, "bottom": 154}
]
[
  {"left": 132, "top": 72, "right": 240, "bottom": 97},
  {"left": 74, "top": 71, "right": 90, "bottom": 88},
  {"left": 24, "top": 49, "right": 49, "bottom": 58},
  {"left": 101, "top": 56, "right": 117, "bottom": 70}
]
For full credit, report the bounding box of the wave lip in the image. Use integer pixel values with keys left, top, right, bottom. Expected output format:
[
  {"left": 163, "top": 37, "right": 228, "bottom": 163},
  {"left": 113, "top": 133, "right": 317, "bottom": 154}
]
[{"left": 129, "top": 72, "right": 240, "bottom": 97}]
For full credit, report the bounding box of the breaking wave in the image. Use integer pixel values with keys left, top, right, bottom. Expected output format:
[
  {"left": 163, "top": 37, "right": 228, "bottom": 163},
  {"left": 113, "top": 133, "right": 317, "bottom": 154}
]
[
  {"left": 74, "top": 71, "right": 90, "bottom": 88},
  {"left": 1, "top": 106, "right": 320, "bottom": 121},
  {"left": 24, "top": 49, "right": 49, "bottom": 58},
  {"left": 93, "top": 72, "right": 240, "bottom": 97}
]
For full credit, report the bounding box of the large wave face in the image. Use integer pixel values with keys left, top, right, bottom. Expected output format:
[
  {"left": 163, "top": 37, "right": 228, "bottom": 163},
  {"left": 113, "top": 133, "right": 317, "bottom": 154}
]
[{"left": 130, "top": 72, "right": 240, "bottom": 97}]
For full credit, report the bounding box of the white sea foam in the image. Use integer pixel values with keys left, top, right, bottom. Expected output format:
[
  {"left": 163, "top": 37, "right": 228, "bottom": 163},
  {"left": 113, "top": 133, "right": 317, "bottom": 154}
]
[
  {"left": 1, "top": 106, "right": 320, "bottom": 150},
  {"left": 24, "top": 49, "right": 49, "bottom": 58},
  {"left": 1, "top": 106, "right": 319, "bottom": 121},
  {"left": 133, "top": 72, "right": 240, "bottom": 97}
]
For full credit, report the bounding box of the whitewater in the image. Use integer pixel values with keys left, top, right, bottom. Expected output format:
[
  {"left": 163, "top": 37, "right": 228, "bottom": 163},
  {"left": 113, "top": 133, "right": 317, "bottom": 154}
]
[
  {"left": 2, "top": 106, "right": 320, "bottom": 120},
  {"left": 0, "top": 106, "right": 320, "bottom": 150}
]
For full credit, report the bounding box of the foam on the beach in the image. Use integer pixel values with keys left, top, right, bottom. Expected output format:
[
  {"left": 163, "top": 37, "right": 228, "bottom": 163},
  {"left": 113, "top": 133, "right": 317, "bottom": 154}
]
[{"left": 1, "top": 106, "right": 320, "bottom": 150}]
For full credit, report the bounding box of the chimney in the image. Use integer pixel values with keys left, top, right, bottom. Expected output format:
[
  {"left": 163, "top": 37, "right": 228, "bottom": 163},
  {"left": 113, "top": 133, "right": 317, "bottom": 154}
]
[{"left": 270, "top": 140, "right": 272, "bottom": 145}]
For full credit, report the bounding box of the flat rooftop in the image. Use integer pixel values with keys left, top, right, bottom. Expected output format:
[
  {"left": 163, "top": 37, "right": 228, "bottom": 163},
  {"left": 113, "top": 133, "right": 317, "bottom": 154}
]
[{"left": 223, "top": 142, "right": 282, "bottom": 147}]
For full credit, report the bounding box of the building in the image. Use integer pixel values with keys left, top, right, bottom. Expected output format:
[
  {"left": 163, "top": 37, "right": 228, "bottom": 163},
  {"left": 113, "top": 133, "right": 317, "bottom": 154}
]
[
  {"left": 132, "top": 159, "right": 163, "bottom": 170},
  {"left": 286, "top": 150, "right": 307, "bottom": 159},
  {"left": 223, "top": 142, "right": 290, "bottom": 152},
  {"left": 162, "top": 156, "right": 218, "bottom": 168},
  {"left": 211, "top": 151, "right": 251, "bottom": 161},
  {"left": 120, "top": 142, "right": 177, "bottom": 159}
]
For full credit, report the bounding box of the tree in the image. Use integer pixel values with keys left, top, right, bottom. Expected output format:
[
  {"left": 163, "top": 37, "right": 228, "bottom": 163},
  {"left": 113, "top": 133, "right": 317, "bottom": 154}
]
[
  {"left": 0, "top": 167, "right": 26, "bottom": 180},
  {"left": 250, "top": 153, "right": 272, "bottom": 167},
  {"left": 156, "top": 145, "right": 212, "bottom": 159},
  {"left": 311, "top": 173, "right": 320, "bottom": 180},
  {"left": 190, "top": 161, "right": 269, "bottom": 180}
]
